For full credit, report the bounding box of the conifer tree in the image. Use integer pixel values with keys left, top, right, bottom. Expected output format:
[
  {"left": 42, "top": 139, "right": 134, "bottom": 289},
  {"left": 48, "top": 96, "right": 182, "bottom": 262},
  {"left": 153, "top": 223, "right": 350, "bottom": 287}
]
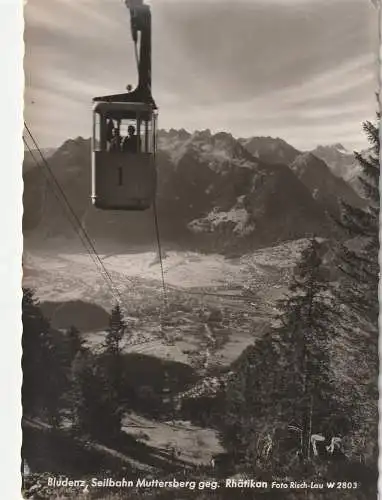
[
  {"left": 223, "top": 238, "right": 344, "bottom": 469},
  {"left": 22, "top": 287, "right": 50, "bottom": 416},
  {"left": 223, "top": 332, "right": 286, "bottom": 465},
  {"left": 335, "top": 114, "right": 380, "bottom": 464},
  {"left": 336, "top": 116, "right": 379, "bottom": 326},
  {"left": 65, "top": 325, "right": 86, "bottom": 362},
  {"left": 104, "top": 303, "right": 126, "bottom": 357},
  {"left": 276, "top": 237, "right": 342, "bottom": 459},
  {"left": 103, "top": 303, "right": 128, "bottom": 410},
  {"left": 22, "top": 288, "right": 67, "bottom": 426},
  {"left": 71, "top": 350, "right": 122, "bottom": 441}
]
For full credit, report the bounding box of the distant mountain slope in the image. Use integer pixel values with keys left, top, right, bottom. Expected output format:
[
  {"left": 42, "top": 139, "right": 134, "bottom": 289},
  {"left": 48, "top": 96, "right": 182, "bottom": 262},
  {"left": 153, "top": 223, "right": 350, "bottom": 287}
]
[
  {"left": 290, "top": 152, "right": 365, "bottom": 219},
  {"left": 238, "top": 136, "right": 300, "bottom": 164},
  {"left": 311, "top": 143, "right": 363, "bottom": 194},
  {"left": 23, "top": 147, "right": 56, "bottom": 173},
  {"left": 238, "top": 135, "right": 364, "bottom": 215}
]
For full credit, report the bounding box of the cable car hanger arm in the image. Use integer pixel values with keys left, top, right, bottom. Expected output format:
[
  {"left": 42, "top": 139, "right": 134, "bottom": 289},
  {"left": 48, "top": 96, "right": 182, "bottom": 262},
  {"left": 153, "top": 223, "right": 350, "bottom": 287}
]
[
  {"left": 93, "top": 0, "right": 155, "bottom": 107},
  {"left": 126, "top": 0, "right": 151, "bottom": 91}
]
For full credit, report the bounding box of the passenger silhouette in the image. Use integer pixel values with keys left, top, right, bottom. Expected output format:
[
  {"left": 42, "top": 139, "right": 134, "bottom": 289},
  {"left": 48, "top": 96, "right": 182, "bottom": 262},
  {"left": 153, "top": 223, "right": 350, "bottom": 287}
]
[
  {"left": 106, "top": 119, "right": 115, "bottom": 143},
  {"left": 122, "top": 125, "right": 140, "bottom": 153},
  {"left": 109, "top": 128, "right": 121, "bottom": 151}
]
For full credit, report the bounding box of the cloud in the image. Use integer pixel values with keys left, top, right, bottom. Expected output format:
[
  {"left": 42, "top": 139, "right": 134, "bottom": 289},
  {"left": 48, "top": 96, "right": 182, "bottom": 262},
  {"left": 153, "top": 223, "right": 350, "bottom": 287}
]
[{"left": 24, "top": 0, "right": 378, "bottom": 150}]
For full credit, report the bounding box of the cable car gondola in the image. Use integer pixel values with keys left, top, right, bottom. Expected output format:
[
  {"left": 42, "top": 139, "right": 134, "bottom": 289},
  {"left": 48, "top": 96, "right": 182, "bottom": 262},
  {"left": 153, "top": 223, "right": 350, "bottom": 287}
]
[{"left": 91, "top": 0, "right": 157, "bottom": 211}]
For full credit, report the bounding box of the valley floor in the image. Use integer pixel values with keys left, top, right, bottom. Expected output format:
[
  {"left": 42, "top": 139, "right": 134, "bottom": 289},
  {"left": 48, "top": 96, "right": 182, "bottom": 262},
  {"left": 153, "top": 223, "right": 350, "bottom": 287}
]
[{"left": 22, "top": 238, "right": 310, "bottom": 366}]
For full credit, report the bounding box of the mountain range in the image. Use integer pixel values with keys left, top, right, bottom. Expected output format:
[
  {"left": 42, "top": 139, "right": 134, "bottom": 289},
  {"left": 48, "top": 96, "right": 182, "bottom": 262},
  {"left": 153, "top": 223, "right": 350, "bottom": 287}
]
[{"left": 22, "top": 130, "right": 364, "bottom": 254}]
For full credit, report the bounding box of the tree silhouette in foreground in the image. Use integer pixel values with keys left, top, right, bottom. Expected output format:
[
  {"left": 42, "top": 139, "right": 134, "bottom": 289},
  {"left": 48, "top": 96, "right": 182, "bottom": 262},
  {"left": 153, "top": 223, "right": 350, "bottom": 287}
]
[
  {"left": 71, "top": 304, "right": 128, "bottom": 441},
  {"left": 223, "top": 238, "right": 346, "bottom": 472},
  {"left": 334, "top": 114, "right": 379, "bottom": 465},
  {"left": 71, "top": 349, "right": 123, "bottom": 441},
  {"left": 103, "top": 303, "right": 128, "bottom": 405},
  {"left": 336, "top": 116, "right": 379, "bottom": 325},
  {"left": 22, "top": 287, "right": 68, "bottom": 427}
]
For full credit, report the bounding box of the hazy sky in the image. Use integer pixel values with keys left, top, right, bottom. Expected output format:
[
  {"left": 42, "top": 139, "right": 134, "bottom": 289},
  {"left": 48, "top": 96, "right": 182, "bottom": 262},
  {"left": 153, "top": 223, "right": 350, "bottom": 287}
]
[{"left": 24, "top": 0, "right": 379, "bottom": 150}]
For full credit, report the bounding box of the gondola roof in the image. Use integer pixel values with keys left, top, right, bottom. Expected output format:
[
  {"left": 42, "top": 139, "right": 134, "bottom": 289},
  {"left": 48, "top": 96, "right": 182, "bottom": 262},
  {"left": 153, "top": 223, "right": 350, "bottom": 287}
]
[{"left": 93, "top": 87, "right": 157, "bottom": 109}]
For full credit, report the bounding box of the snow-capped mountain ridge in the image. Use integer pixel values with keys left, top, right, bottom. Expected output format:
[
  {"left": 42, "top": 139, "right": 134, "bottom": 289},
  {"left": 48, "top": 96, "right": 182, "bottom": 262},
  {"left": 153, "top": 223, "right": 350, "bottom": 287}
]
[{"left": 158, "top": 129, "right": 257, "bottom": 173}]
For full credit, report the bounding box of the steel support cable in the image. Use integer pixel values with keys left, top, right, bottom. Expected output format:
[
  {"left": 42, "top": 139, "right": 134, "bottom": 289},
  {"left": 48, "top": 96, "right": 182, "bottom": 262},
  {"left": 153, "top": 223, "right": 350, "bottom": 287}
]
[
  {"left": 152, "top": 198, "right": 168, "bottom": 309},
  {"left": 23, "top": 130, "right": 174, "bottom": 350},
  {"left": 131, "top": 37, "right": 169, "bottom": 317},
  {"left": 130, "top": 39, "right": 250, "bottom": 308},
  {"left": 23, "top": 135, "right": 120, "bottom": 303},
  {"left": 23, "top": 126, "right": 123, "bottom": 306}
]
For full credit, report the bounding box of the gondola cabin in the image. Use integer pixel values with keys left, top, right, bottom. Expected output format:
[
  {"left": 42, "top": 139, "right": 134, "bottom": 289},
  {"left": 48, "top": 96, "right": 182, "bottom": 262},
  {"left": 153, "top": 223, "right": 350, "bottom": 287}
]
[{"left": 91, "top": 101, "right": 157, "bottom": 210}]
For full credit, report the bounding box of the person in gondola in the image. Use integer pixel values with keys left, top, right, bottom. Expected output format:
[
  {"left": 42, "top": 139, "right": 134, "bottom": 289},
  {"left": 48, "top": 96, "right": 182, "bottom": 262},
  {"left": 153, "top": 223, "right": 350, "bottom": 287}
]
[
  {"left": 109, "top": 128, "right": 121, "bottom": 151},
  {"left": 122, "top": 125, "right": 140, "bottom": 153},
  {"left": 106, "top": 118, "right": 115, "bottom": 143}
]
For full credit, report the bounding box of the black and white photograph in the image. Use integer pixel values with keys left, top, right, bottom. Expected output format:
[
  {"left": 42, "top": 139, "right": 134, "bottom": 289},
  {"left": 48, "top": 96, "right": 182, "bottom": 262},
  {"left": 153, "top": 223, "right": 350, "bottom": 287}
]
[{"left": 22, "top": 0, "right": 379, "bottom": 498}]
